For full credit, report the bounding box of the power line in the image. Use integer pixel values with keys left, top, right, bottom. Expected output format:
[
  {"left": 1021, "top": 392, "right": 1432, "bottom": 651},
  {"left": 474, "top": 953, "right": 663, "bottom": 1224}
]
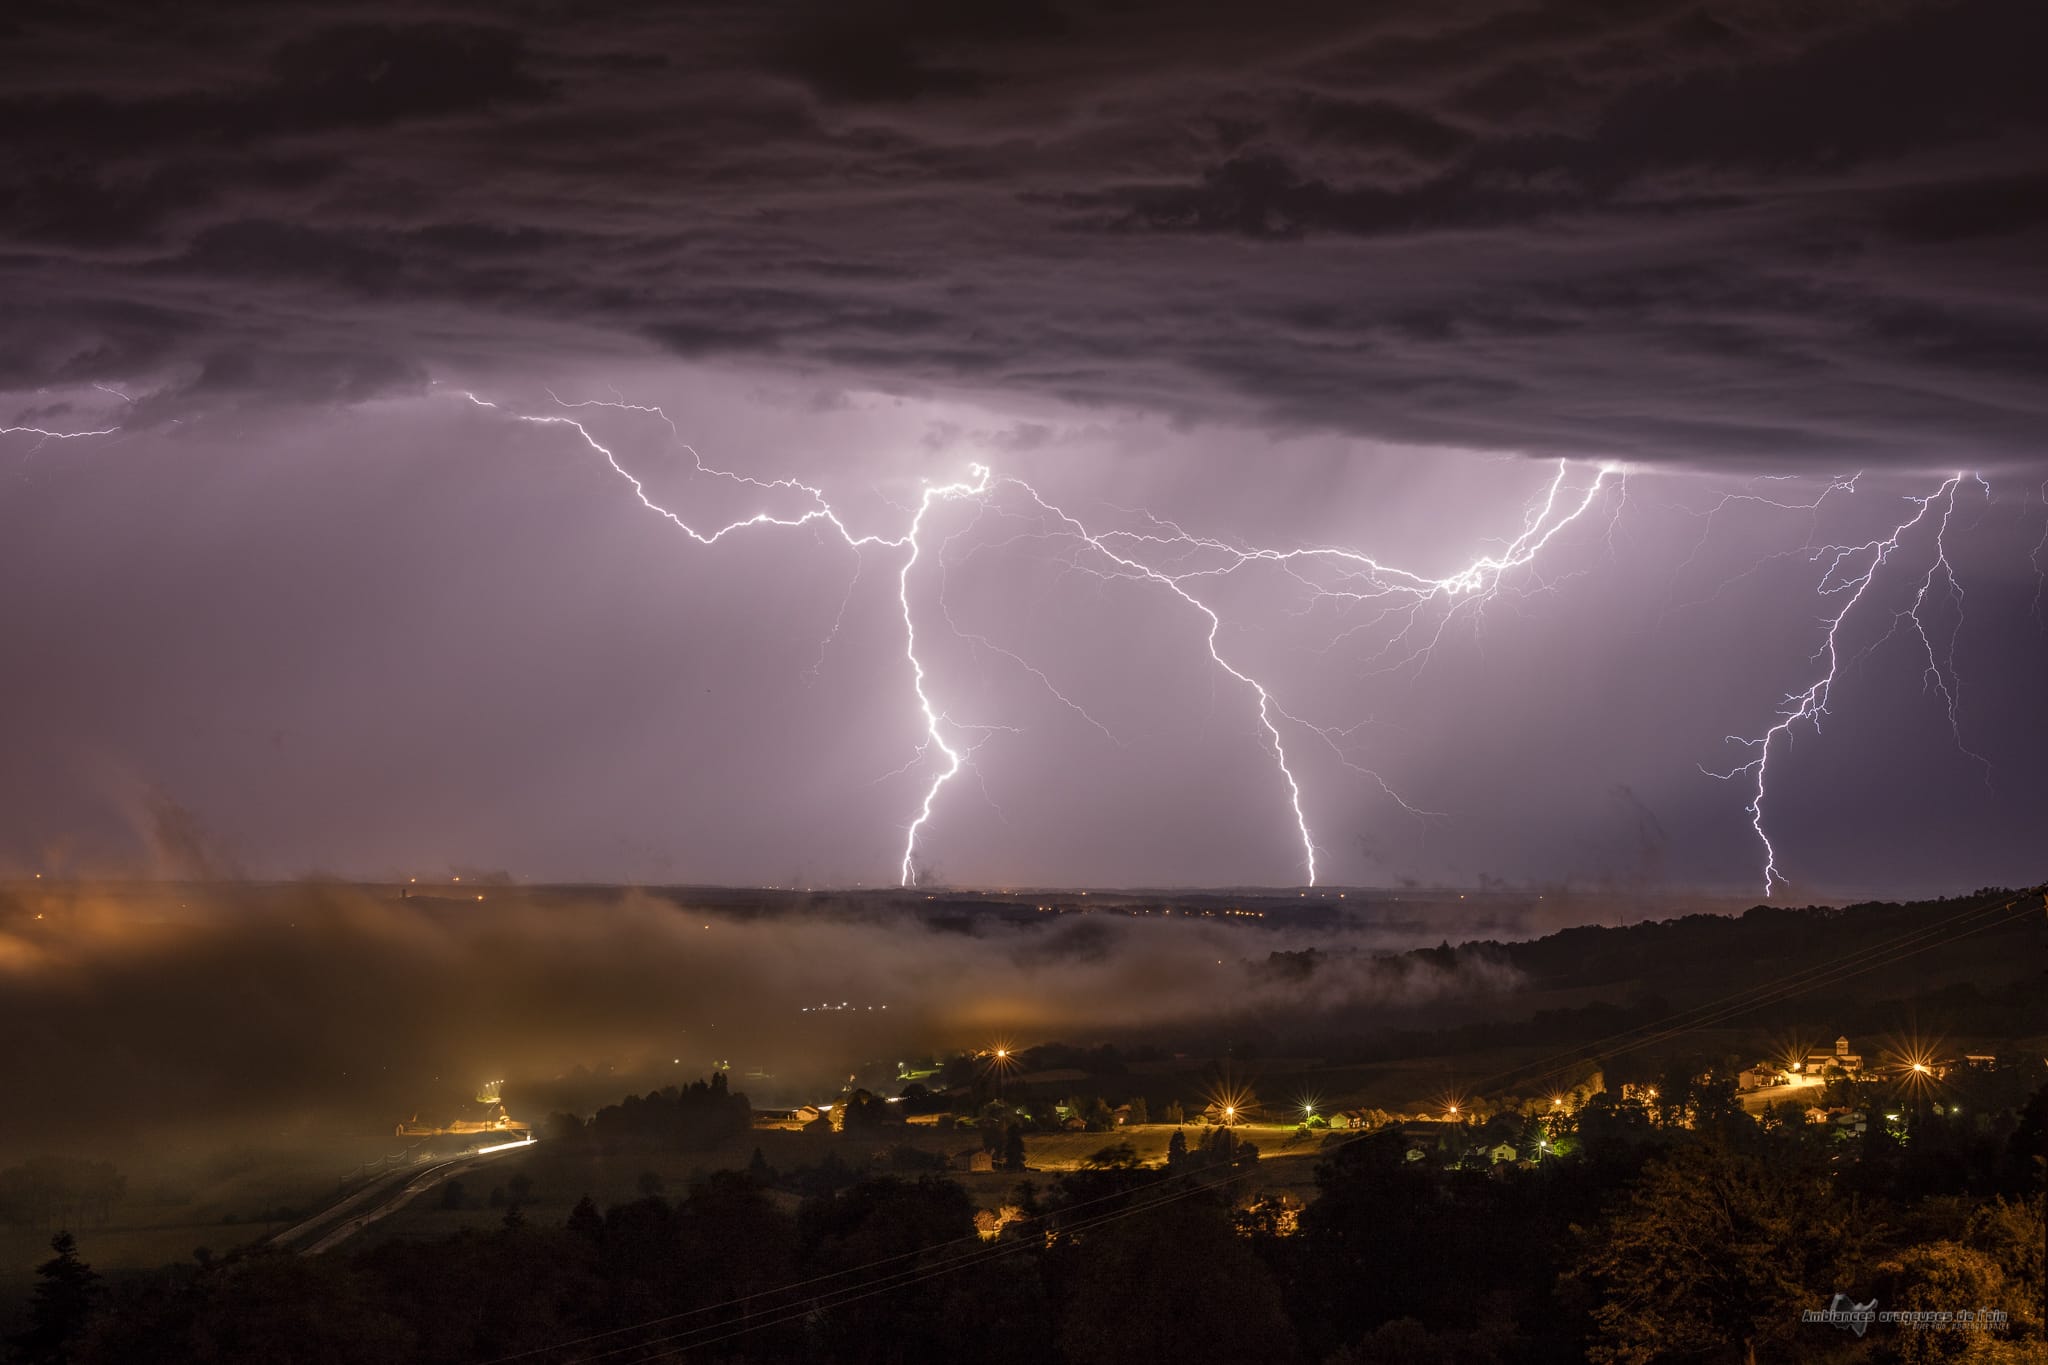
[
  {"left": 497, "top": 885, "right": 2045, "bottom": 1361},
  {"left": 478, "top": 1155, "right": 1239, "bottom": 1365},
  {"left": 594, "top": 1167, "right": 1257, "bottom": 1365}
]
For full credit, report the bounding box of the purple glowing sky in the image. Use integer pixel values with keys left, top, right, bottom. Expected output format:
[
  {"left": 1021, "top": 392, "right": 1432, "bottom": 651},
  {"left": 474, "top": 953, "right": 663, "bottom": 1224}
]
[{"left": 2, "top": 1, "right": 2045, "bottom": 895}]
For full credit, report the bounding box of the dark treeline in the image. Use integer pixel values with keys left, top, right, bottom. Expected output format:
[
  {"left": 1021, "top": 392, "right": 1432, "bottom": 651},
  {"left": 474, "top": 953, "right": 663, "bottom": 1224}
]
[
  {"left": 544, "top": 1071, "right": 753, "bottom": 1150},
  {"left": 1214, "top": 888, "right": 2047, "bottom": 1066},
  {"left": 12, "top": 1072, "right": 2044, "bottom": 1365}
]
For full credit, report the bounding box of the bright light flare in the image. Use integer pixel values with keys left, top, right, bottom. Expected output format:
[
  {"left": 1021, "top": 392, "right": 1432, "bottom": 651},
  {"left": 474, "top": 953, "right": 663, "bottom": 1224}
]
[
  {"left": 1201, "top": 1071, "right": 1260, "bottom": 1127},
  {"left": 475, "top": 1135, "right": 536, "bottom": 1155}
]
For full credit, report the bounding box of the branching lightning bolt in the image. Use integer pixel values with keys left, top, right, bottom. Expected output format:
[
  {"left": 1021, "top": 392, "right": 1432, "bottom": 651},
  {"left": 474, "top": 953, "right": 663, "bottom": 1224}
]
[
  {"left": 2032, "top": 478, "right": 2048, "bottom": 626},
  {"left": 454, "top": 387, "right": 1623, "bottom": 887},
  {"left": 1706, "top": 472, "right": 1992, "bottom": 895},
  {"left": 14, "top": 379, "right": 2033, "bottom": 895},
  {"left": 455, "top": 388, "right": 1001, "bottom": 884}
]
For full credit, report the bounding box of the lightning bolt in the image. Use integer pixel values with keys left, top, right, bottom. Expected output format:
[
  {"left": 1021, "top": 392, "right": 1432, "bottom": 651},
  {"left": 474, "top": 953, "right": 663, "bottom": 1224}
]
[
  {"left": 1658, "top": 472, "right": 1861, "bottom": 617},
  {"left": 454, "top": 387, "right": 1008, "bottom": 884},
  {"left": 2, "top": 423, "right": 120, "bottom": 445},
  {"left": 999, "top": 479, "right": 1329, "bottom": 883},
  {"left": 15, "top": 379, "right": 2027, "bottom": 893},
  {"left": 5, "top": 386, "right": 131, "bottom": 455},
  {"left": 1866, "top": 474, "right": 1991, "bottom": 784},
  {"left": 892, "top": 462, "right": 998, "bottom": 885},
  {"left": 1706, "top": 472, "right": 1990, "bottom": 895},
  {"left": 454, "top": 387, "right": 1624, "bottom": 886},
  {"left": 2032, "top": 478, "right": 2048, "bottom": 626}
]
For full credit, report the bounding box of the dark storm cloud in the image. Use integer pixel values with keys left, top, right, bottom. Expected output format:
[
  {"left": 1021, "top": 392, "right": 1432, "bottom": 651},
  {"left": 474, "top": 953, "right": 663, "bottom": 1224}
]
[{"left": 4, "top": 0, "right": 2047, "bottom": 465}]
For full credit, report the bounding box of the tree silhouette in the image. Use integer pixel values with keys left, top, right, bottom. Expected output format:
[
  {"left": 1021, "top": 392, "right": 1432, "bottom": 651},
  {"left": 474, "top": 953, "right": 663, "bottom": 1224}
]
[
  {"left": 566, "top": 1195, "right": 603, "bottom": 1242},
  {"left": 1058, "top": 1195, "right": 1292, "bottom": 1365},
  {"left": 1570, "top": 1142, "right": 1860, "bottom": 1364},
  {"left": 1001, "top": 1122, "right": 1027, "bottom": 1173},
  {"left": 8, "top": 1231, "right": 99, "bottom": 1365}
]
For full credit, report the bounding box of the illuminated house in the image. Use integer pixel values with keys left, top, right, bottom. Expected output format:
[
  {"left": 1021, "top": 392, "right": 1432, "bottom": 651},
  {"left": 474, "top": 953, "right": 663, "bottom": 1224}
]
[
  {"left": 396, "top": 1103, "right": 529, "bottom": 1138},
  {"left": 1804, "top": 1036, "right": 1863, "bottom": 1076},
  {"left": 1738, "top": 1064, "right": 1788, "bottom": 1092}
]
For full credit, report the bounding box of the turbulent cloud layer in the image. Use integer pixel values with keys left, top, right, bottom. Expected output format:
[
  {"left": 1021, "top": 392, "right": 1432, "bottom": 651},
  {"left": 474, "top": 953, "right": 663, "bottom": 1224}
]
[
  {"left": 5, "top": 0, "right": 2048, "bottom": 465},
  {"left": 3, "top": 2, "right": 2046, "bottom": 894}
]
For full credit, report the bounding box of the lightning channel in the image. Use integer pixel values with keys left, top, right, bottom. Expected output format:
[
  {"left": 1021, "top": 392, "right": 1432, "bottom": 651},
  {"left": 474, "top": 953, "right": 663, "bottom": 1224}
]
[
  {"left": 455, "top": 388, "right": 1621, "bottom": 887},
  {"left": 1705, "top": 473, "right": 1989, "bottom": 895},
  {"left": 2, "top": 423, "right": 121, "bottom": 445},
  {"left": 2032, "top": 478, "right": 2048, "bottom": 626}
]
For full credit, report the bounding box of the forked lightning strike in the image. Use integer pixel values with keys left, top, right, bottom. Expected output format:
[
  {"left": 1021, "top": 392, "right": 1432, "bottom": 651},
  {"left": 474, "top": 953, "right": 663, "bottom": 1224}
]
[
  {"left": 454, "top": 389, "right": 1623, "bottom": 886},
  {"left": 456, "top": 388, "right": 993, "bottom": 884},
  {"left": 16, "top": 384, "right": 2025, "bottom": 892},
  {"left": 1707, "top": 473, "right": 1990, "bottom": 895}
]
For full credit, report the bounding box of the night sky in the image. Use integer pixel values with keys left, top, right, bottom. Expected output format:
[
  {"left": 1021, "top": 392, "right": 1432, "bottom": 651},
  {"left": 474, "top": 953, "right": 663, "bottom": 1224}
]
[{"left": 4, "top": 0, "right": 2046, "bottom": 896}]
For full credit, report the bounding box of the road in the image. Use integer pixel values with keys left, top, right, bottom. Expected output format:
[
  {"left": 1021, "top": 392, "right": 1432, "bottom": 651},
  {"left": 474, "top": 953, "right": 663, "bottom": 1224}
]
[{"left": 269, "top": 1138, "right": 535, "bottom": 1256}]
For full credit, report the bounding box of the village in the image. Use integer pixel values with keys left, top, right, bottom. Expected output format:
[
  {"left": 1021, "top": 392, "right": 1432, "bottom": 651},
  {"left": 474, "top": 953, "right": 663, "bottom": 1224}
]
[{"left": 717, "top": 1028, "right": 2028, "bottom": 1191}]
